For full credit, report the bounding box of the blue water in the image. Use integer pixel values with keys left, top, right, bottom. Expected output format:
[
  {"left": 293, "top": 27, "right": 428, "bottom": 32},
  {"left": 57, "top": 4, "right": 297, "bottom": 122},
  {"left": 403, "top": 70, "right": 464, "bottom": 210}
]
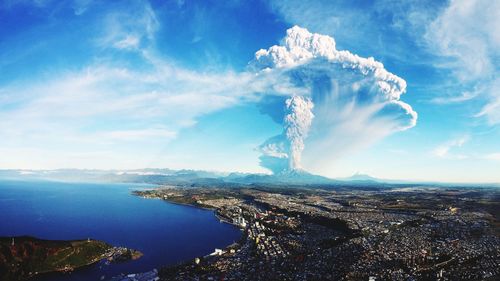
[{"left": 0, "top": 180, "right": 241, "bottom": 280}]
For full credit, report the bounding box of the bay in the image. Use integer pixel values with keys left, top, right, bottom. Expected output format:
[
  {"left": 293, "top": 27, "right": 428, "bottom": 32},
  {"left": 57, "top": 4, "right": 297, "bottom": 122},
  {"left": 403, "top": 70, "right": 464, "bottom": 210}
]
[{"left": 0, "top": 180, "right": 241, "bottom": 280}]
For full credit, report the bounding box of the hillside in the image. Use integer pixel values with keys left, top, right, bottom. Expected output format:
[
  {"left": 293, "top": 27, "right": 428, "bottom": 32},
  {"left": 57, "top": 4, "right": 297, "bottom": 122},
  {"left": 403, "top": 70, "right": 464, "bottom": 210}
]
[{"left": 0, "top": 236, "right": 111, "bottom": 280}]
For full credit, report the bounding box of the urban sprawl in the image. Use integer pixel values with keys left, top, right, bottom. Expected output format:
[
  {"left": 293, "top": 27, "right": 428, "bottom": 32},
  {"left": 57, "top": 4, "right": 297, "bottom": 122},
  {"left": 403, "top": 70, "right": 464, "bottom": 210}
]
[{"left": 124, "top": 185, "right": 500, "bottom": 281}]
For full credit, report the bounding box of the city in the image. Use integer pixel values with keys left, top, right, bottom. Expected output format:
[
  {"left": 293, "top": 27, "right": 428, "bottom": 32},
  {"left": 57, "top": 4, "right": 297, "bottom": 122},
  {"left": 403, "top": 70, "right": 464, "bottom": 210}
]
[{"left": 135, "top": 185, "right": 500, "bottom": 280}]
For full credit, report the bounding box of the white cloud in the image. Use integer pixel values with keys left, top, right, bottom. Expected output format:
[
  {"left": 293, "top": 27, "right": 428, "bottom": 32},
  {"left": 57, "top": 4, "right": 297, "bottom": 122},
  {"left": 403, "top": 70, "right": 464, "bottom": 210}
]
[
  {"left": 430, "top": 88, "right": 480, "bottom": 104},
  {"left": 268, "top": 0, "right": 367, "bottom": 46},
  {"left": 425, "top": 0, "right": 500, "bottom": 124},
  {"left": 0, "top": 0, "right": 52, "bottom": 9},
  {"left": 73, "top": 0, "right": 92, "bottom": 15},
  {"left": 432, "top": 136, "right": 469, "bottom": 159},
  {"left": 425, "top": 0, "right": 499, "bottom": 81},
  {"left": 0, "top": 60, "right": 244, "bottom": 169},
  {"left": 0, "top": 62, "right": 260, "bottom": 146},
  {"left": 113, "top": 34, "right": 140, "bottom": 50},
  {"left": 484, "top": 153, "right": 500, "bottom": 161},
  {"left": 0, "top": 0, "right": 285, "bottom": 170},
  {"left": 474, "top": 78, "right": 500, "bottom": 124},
  {"left": 268, "top": 0, "right": 443, "bottom": 64},
  {"left": 97, "top": 128, "right": 177, "bottom": 142},
  {"left": 98, "top": 0, "right": 159, "bottom": 51}
]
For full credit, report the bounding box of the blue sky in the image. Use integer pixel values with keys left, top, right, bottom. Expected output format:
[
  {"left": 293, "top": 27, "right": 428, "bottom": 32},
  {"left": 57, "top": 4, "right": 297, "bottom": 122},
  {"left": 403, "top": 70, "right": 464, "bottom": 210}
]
[{"left": 0, "top": 0, "right": 499, "bottom": 183}]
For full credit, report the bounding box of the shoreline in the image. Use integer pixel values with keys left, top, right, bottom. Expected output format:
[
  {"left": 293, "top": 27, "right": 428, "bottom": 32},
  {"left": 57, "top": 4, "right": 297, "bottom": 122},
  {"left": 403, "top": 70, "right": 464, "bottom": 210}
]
[
  {"left": 133, "top": 192, "right": 247, "bottom": 260},
  {"left": 152, "top": 196, "right": 244, "bottom": 229},
  {"left": 134, "top": 192, "right": 244, "bottom": 225}
]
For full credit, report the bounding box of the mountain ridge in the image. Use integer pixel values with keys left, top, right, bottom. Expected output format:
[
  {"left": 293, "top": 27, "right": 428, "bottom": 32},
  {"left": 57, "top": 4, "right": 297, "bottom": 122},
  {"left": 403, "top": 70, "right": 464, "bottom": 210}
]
[{"left": 1, "top": 169, "right": 498, "bottom": 188}]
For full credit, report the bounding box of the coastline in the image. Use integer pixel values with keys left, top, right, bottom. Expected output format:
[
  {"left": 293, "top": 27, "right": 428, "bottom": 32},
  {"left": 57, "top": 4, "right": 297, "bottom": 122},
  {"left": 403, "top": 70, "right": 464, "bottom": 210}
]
[
  {"left": 140, "top": 194, "right": 243, "bottom": 228},
  {"left": 134, "top": 191, "right": 242, "bottom": 222},
  {"left": 133, "top": 191, "right": 246, "bottom": 254}
]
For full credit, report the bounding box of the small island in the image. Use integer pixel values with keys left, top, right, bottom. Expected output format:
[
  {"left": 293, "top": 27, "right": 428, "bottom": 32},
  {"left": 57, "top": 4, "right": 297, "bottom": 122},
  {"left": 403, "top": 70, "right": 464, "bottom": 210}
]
[{"left": 0, "top": 236, "right": 143, "bottom": 281}]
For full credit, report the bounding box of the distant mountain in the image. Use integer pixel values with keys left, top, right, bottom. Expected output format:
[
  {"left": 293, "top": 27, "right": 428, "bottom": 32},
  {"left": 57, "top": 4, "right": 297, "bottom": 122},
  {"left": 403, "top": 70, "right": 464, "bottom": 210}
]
[
  {"left": 336, "top": 173, "right": 381, "bottom": 183},
  {"left": 0, "top": 168, "right": 338, "bottom": 185},
  {"left": 0, "top": 169, "right": 225, "bottom": 185},
  {"left": 2, "top": 169, "right": 498, "bottom": 188},
  {"left": 225, "top": 169, "right": 336, "bottom": 185}
]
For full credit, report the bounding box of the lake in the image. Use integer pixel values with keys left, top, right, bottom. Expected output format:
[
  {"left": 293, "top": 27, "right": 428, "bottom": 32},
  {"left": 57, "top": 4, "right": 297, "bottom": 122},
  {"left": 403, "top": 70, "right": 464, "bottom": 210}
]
[{"left": 0, "top": 180, "right": 242, "bottom": 280}]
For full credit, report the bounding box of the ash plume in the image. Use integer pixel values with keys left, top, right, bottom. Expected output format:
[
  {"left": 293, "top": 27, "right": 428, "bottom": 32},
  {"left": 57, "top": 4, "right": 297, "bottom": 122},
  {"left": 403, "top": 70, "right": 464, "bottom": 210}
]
[
  {"left": 284, "top": 96, "right": 314, "bottom": 170},
  {"left": 253, "top": 26, "right": 417, "bottom": 174}
]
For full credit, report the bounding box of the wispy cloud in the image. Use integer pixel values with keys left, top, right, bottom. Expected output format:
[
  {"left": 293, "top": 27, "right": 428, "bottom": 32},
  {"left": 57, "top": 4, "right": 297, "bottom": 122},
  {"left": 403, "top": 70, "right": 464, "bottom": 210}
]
[
  {"left": 98, "top": 0, "right": 159, "bottom": 51},
  {"left": 425, "top": 0, "right": 499, "bottom": 81},
  {"left": 483, "top": 153, "right": 500, "bottom": 161},
  {"left": 268, "top": 0, "right": 444, "bottom": 64},
  {"left": 0, "top": 0, "right": 53, "bottom": 9},
  {"left": 429, "top": 89, "right": 480, "bottom": 104},
  {"left": 474, "top": 78, "right": 500, "bottom": 125},
  {"left": 73, "top": 0, "right": 92, "bottom": 15},
  {"left": 432, "top": 136, "right": 469, "bottom": 159},
  {"left": 0, "top": 0, "right": 260, "bottom": 168},
  {"left": 96, "top": 128, "right": 177, "bottom": 143},
  {"left": 0, "top": 63, "right": 258, "bottom": 142},
  {"left": 113, "top": 34, "right": 140, "bottom": 50},
  {"left": 425, "top": 0, "right": 500, "bottom": 123}
]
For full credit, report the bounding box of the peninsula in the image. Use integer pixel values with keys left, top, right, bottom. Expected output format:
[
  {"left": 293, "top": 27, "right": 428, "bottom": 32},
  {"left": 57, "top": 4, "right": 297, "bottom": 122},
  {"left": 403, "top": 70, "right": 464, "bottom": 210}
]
[{"left": 0, "top": 236, "right": 142, "bottom": 281}]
